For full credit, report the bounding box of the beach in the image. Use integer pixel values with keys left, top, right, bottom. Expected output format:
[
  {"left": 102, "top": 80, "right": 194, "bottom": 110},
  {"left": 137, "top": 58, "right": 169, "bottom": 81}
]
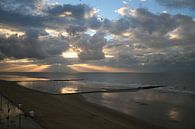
[{"left": 0, "top": 80, "right": 167, "bottom": 129}]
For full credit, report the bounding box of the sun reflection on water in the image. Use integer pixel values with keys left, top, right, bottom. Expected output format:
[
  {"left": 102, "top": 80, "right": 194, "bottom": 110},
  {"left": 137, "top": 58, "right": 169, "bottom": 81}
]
[
  {"left": 60, "top": 87, "right": 79, "bottom": 94},
  {"left": 168, "top": 109, "right": 180, "bottom": 121}
]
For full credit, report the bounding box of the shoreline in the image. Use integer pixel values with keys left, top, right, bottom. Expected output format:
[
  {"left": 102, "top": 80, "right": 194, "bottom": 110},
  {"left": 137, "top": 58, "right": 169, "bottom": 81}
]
[{"left": 0, "top": 80, "right": 167, "bottom": 129}]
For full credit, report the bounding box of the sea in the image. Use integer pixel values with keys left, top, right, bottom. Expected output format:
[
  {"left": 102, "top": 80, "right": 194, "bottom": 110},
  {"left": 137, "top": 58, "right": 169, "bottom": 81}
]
[{"left": 0, "top": 72, "right": 195, "bottom": 129}]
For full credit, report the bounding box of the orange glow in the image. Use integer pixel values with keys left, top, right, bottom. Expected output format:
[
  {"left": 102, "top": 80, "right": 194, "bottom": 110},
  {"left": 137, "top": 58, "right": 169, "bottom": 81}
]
[
  {"left": 0, "top": 64, "right": 51, "bottom": 72},
  {"left": 67, "top": 64, "right": 131, "bottom": 72}
]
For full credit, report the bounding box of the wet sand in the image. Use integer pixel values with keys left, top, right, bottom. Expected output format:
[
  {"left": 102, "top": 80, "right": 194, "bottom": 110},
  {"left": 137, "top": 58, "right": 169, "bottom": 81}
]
[{"left": 0, "top": 80, "right": 167, "bottom": 129}]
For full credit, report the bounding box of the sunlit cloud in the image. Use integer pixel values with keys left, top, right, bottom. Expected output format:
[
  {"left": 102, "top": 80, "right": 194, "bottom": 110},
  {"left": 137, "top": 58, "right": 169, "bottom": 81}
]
[
  {"left": 122, "top": 32, "right": 133, "bottom": 37},
  {"left": 167, "top": 28, "right": 181, "bottom": 40},
  {"left": 103, "top": 48, "right": 115, "bottom": 58},
  {"left": 59, "top": 11, "right": 72, "bottom": 17},
  {"left": 0, "top": 27, "right": 25, "bottom": 38},
  {"left": 67, "top": 64, "right": 131, "bottom": 72},
  {"left": 62, "top": 48, "right": 114, "bottom": 59},
  {"left": 45, "top": 28, "right": 69, "bottom": 37},
  {"left": 84, "top": 29, "right": 97, "bottom": 36},
  {"left": 84, "top": 8, "right": 99, "bottom": 19},
  {"left": 115, "top": 7, "right": 137, "bottom": 17},
  {"left": 115, "top": 7, "right": 129, "bottom": 16},
  {"left": 61, "top": 48, "right": 78, "bottom": 59}
]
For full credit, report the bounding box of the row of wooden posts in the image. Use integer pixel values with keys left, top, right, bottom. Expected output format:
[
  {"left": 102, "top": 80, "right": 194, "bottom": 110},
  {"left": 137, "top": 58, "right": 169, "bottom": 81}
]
[{"left": 0, "top": 94, "right": 22, "bottom": 129}]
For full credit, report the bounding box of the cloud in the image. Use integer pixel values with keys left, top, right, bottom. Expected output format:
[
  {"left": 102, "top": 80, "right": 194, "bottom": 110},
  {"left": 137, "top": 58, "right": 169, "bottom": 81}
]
[
  {"left": 0, "top": 0, "right": 104, "bottom": 61},
  {"left": 0, "top": 0, "right": 194, "bottom": 70},
  {"left": 0, "top": 7, "right": 45, "bottom": 28},
  {"left": 0, "top": 0, "right": 47, "bottom": 15},
  {"left": 74, "top": 32, "right": 107, "bottom": 60},
  {"left": 111, "top": 8, "right": 195, "bottom": 48},
  {"left": 115, "top": 7, "right": 129, "bottom": 16},
  {"left": 0, "top": 28, "right": 68, "bottom": 59},
  {"left": 46, "top": 4, "right": 95, "bottom": 19},
  {"left": 104, "top": 7, "right": 195, "bottom": 67},
  {"left": 155, "top": 0, "right": 195, "bottom": 10}
]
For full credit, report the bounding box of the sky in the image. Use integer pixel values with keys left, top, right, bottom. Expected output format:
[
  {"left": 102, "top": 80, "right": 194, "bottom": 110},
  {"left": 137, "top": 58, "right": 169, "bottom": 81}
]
[{"left": 0, "top": 0, "right": 195, "bottom": 72}]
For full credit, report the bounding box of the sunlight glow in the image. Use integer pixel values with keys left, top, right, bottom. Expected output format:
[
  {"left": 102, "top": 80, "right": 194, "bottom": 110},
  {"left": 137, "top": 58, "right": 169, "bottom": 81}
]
[
  {"left": 103, "top": 48, "right": 115, "bottom": 58},
  {"left": 61, "top": 87, "right": 78, "bottom": 93},
  {"left": 1, "top": 58, "right": 34, "bottom": 63},
  {"left": 0, "top": 27, "right": 25, "bottom": 38},
  {"left": 122, "top": 32, "right": 132, "bottom": 37},
  {"left": 167, "top": 28, "right": 181, "bottom": 40},
  {"left": 59, "top": 11, "right": 72, "bottom": 17},
  {"left": 61, "top": 49, "right": 78, "bottom": 58},
  {"left": 67, "top": 64, "right": 131, "bottom": 72},
  {"left": 85, "top": 29, "right": 96, "bottom": 36},
  {"left": 45, "top": 28, "right": 69, "bottom": 37},
  {"left": 0, "top": 64, "right": 51, "bottom": 72}
]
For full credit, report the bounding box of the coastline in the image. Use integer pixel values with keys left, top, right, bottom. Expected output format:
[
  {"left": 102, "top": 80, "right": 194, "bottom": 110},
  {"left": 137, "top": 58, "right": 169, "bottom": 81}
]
[{"left": 0, "top": 80, "right": 167, "bottom": 129}]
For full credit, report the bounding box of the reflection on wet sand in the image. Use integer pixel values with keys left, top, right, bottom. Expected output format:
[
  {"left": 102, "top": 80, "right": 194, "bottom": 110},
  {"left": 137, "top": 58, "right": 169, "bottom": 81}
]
[{"left": 83, "top": 90, "right": 195, "bottom": 129}]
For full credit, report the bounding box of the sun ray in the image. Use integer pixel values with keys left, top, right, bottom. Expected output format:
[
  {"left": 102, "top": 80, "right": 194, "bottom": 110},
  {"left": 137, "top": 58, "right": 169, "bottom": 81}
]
[{"left": 67, "top": 64, "right": 131, "bottom": 72}]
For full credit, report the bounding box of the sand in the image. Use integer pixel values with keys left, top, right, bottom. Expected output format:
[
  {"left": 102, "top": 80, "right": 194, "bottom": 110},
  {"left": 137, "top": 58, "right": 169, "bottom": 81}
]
[{"left": 0, "top": 80, "right": 167, "bottom": 129}]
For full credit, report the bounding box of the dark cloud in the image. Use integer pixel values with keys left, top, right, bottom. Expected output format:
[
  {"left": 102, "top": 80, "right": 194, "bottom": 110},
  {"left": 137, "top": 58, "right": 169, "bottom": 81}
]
[
  {"left": 117, "top": 54, "right": 139, "bottom": 65},
  {"left": 0, "top": 7, "right": 45, "bottom": 28},
  {"left": 0, "top": 0, "right": 99, "bottom": 31},
  {"left": 75, "top": 32, "right": 106, "bottom": 60},
  {"left": 87, "top": 16, "right": 102, "bottom": 29},
  {"left": 0, "top": 29, "right": 68, "bottom": 59},
  {"left": 66, "top": 25, "right": 87, "bottom": 36},
  {"left": 0, "top": 0, "right": 103, "bottom": 61},
  {"left": 0, "top": 0, "right": 45, "bottom": 15},
  {"left": 104, "top": 7, "right": 195, "bottom": 68},
  {"left": 109, "top": 17, "right": 132, "bottom": 34},
  {"left": 0, "top": 0, "right": 194, "bottom": 71},
  {"left": 155, "top": 0, "right": 195, "bottom": 10},
  {"left": 112, "top": 8, "right": 195, "bottom": 48},
  {"left": 0, "top": 36, "right": 46, "bottom": 59},
  {"left": 47, "top": 4, "right": 93, "bottom": 19}
]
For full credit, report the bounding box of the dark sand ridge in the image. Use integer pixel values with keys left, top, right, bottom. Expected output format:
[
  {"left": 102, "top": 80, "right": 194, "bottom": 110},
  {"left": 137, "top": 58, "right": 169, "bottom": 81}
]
[{"left": 0, "top": 81, "right": 167, "bottom": 129}]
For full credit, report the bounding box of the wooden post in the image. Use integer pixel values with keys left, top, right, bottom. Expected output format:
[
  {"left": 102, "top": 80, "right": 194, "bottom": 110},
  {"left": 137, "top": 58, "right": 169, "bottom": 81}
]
[
  {"left": 7, "top": 100, "right": 10, "bottom": 129},
  {"left": 0, "top": 94, "right": 2, "bottom": 110},
  {"left": 18, "top": 104, "right": 22, "bottom": 129}
]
